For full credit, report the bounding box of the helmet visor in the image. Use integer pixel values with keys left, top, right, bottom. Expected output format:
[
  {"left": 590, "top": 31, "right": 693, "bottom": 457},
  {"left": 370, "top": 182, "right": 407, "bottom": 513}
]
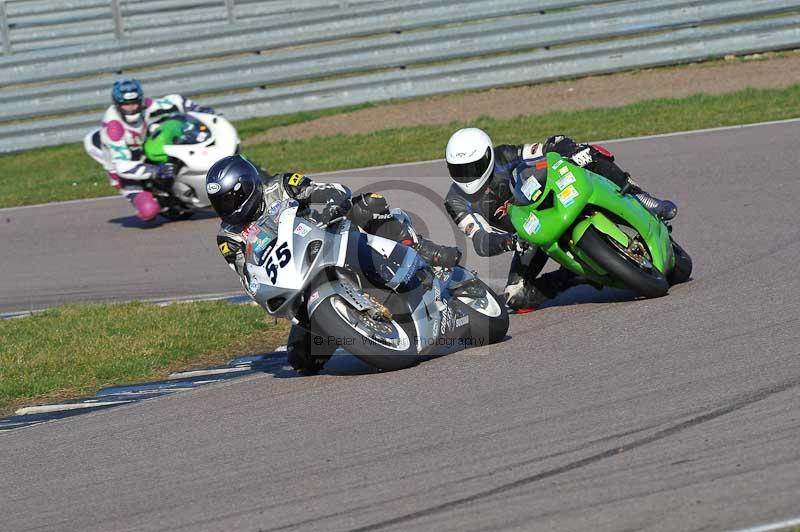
[
  {"left": 447, "top": 148, "right": 492, "bottom": 184},
  {"left": 120, "top": 101, "right": 142, "bottom": 115},
  {"left": 213, "top": 178, "right": 256, "bottom": 219}
]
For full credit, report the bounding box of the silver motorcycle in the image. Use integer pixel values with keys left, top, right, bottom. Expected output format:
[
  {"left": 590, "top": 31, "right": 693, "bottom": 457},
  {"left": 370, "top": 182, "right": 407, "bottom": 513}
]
[{"left": 243, "top": 199, "right": 509, "bottom": 371}]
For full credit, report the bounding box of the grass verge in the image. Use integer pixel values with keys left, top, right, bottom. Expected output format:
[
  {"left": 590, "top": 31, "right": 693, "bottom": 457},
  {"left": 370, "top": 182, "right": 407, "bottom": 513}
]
[
  {"left": 1, "top": 84, "right": 799, "bottom": 208},
  {"left": 0, "top": 301, "right": 290, "bottom": 417}
]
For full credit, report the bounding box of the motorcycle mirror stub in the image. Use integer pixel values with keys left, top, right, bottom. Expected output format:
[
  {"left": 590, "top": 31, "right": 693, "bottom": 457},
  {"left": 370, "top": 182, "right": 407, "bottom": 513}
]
[{"left": 521, "top": 175, "right": 541, "bottom": 200}]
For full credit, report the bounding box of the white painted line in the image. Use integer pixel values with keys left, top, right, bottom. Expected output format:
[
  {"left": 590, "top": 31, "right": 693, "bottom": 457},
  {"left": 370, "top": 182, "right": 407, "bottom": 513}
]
[
  {"left": 730, "top": 516, "right": 800, "bottom": 532},
  {"left": 99, "top": 387, "right": 192, "bottom": 396},
  {"left": 15, "top": 400, "right": 134, "bottom": 415},
  {"left": 148, "top": 291, "right": 248, "bottom": 306},
  {"left": 1, "top": 291, "right": 248, "bottom": 320},
  {"left": 168, "top": 366, "right": 252, "bottom": 379},
  {"left": 600, "top": 117, "right": 800, "bottom": 145},
  {"left": 8, "top": 116, "right": 799, "bottom": 213},
  {"left": 0, "top": 194, "right": 122, "bottom": 213},
  {"left": 0, "top": 310, "right": 40, "bottom": 320}
]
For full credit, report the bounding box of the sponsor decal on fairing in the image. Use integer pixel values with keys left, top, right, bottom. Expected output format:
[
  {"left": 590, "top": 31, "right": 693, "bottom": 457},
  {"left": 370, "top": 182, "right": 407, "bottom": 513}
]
[
  {"left": 558, "top": 185, "right": 579, "bottom": 207},
  {"left": 294, "top": 223, "right": 312, "bottom": 237}
]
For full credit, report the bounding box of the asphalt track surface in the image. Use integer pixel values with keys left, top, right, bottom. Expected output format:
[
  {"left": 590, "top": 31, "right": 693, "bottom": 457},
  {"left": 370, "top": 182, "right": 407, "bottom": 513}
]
[
  {"left": 3, "top": 121, "right": 800, "bottom": 531},
  {"left": 0, "top": 158, "right": 505, "bottom": 314}
]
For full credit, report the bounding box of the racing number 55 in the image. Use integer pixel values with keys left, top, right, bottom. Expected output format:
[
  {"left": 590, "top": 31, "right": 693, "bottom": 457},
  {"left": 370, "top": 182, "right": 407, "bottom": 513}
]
[{"left": 264, "top": 241, "right": 292, "bottom": 284}]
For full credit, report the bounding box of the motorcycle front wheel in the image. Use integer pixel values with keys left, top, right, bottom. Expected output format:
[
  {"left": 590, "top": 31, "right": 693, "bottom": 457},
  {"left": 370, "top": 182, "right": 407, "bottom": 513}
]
[
  {"left": 578, "top": 225, "right": 669, "bottom": 298},
  {"left": 310, "top": 291, "right": 419, "bottom": 372},
  {"left": 667, "top": 238, "right": 692, "bottom": 285},
  {"left": 454, "top": 279, "right": 509, "bottom": 345}
]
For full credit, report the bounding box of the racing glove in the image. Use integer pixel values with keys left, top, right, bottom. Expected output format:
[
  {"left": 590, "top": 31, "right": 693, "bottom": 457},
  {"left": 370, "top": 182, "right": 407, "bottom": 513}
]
[
  {"left": 152, "top": 163, "right": 175, "bottom": 190},
  {"left": 472, "top": 231, "right": 518, "bottom": 257},
  {"left": 499, "top": 233, "right": 518, "bottom": 252},
  {"left": 321, "top": 202, "right": 348, "bottom": 224},
  {"left": 186, "top": 100, "right": 216, "bottom": 114},
  {"left": 414, "top": 238, "right": 462, "bottom": 268},
  {"left": 570, "top": 147, "right": 593, "bottom": 167}
]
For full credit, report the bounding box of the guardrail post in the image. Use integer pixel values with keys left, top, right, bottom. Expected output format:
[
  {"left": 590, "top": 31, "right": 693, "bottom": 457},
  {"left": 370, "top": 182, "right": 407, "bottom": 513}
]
[
  {"left": 225, "top": 0, "right": 235, "bottom": 23},
  {"left": 0, "top": 1, "right": 11, "bottom": 55},
  {"left": 111, "top": 0, "right": 123, "bottom": 39}
]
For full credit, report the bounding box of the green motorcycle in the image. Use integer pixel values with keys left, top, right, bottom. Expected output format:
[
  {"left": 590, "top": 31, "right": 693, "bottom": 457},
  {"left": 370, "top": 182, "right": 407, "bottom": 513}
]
[{"left": 508, "top": 152, "right": 692, "bottom": 298}]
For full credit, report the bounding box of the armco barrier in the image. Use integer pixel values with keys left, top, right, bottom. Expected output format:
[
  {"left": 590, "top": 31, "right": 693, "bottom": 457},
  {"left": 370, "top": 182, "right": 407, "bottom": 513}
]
[{"left": 1, "top": 0, "right": 800, "bottom": 153}]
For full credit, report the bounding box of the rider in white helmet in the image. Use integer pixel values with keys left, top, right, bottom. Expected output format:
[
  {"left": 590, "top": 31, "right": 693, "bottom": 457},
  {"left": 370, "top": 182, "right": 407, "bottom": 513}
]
[{"left": 444, "top": 127, "right": 677, "bottom": 311}]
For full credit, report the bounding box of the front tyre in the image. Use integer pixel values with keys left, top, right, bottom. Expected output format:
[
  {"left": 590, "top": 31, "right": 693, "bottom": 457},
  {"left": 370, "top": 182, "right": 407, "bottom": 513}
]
[
  {"left": 454, "top": 279, "right": 509, "bottom": 345},
  {"left": 310, "top": 292, "right": 418, "bottom": 372},
  {"left": 667, "top": 239, "right": 692, "bottom": 285},
  {"left": 578, "top": 225, "right": 669, "bottom": 298}
]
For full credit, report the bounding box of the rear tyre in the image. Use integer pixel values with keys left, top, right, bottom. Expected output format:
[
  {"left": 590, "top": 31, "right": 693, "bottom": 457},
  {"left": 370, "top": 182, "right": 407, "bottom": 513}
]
[
  {"left": 160, "top": 208, "right": 195, "bottom": 221},
  {"left": 310, "top": 291, "right": 418, "bottom": 372},
  {"left": 578, "top": 225, "right": 669, "bottom": 298},
  {"left": 667, "top": 239, "right": 692, "bottom": 285}
]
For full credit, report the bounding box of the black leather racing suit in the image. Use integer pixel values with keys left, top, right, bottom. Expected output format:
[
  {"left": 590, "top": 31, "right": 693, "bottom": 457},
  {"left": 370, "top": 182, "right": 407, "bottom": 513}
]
[{"left": 444, "top": 135, "right": 634, "bottom": 306}]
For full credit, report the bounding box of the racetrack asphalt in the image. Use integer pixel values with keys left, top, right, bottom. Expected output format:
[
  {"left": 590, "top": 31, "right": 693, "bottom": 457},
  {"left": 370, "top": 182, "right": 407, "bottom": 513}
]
[{"left": 2, "top": 121, "right": 800, "bottom": 530}]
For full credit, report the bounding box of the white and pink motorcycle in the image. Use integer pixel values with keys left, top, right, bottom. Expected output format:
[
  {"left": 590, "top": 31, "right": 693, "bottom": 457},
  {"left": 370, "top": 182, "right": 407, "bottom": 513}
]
[{"left": 84, "top": 111, "right": 239, "bottom": 220}]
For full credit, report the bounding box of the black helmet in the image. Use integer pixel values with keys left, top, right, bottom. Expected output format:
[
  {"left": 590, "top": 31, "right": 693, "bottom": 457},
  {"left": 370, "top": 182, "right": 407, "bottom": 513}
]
[{"left": 206, "top": 155, "right": 265, "bottom": 225}]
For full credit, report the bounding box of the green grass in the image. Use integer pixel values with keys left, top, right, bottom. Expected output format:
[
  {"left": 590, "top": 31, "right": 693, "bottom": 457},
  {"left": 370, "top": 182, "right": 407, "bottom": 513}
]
[
  {"left": 0, "top": 301, "right": 290, "bottom": 416},
  {"left": 234, "top": 102, "right": 377, "bottom": 139},
  {"left": 1, "top": 84, "right": 798, "bottom": 208},
  {"left": 243, "top": 85, "right": 800, "bottom": 173}
]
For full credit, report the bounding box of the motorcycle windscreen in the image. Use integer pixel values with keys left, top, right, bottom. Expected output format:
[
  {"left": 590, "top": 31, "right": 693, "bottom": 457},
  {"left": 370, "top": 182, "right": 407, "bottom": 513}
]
[
  {"left": 173, "top": 115, "right": 212, "bottom": 144},
  {"left": 246, "top": 199, "right": 298, "bottom": 265},
  {"left": 511, "top": 158, "right": 549, "bottom": 206}
]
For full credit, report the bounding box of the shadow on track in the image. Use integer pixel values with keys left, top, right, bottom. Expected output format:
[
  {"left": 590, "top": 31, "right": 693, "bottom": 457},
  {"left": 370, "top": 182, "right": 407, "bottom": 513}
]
[
  {"left": 251, "top": 350, "right": 377, "bottom": 378},
  {"left": 108, "top": 209, "right": 217, "bottom": 228},
  {"left": 540, "top": 284, "right": 636, "bottom": 309}
]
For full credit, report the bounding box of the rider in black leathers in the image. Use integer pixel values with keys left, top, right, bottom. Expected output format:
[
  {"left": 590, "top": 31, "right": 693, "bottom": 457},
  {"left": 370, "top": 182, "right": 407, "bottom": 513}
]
[
  {"left": 207, "top": 155, "right": 461, "bottom": 375},
  {"left": 443, "top": 128, "right": 678, "bottom": 310}
]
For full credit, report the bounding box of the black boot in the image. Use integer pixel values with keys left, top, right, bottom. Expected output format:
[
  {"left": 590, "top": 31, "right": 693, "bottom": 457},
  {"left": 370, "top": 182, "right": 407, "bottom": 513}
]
[
  {"left": 634, "top": 192, "right": 678, "bottom": 221},
  {"left": 504, "top": 267, "right": 583, "bottom": 310},
  {"left": 286, "top": 325, "right": 335, "bottom": 376},
  {"left": 622, "top": 175, "right": 678, "bottom": 221},
  {"left": 504, "top": 279, "right": 549, "bottom": 310},
  {"left": 532, "top": 267, "right": 582, "bottom": 298}
]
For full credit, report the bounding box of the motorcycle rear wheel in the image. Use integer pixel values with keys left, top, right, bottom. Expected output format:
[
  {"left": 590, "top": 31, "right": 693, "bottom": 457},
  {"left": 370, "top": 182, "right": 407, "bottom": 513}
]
[
  {"left": 160, "top": 208, "right": 195, "bottom": 221},
  {"left": 310, "top": 292, "right": 418, "bottom": 371},
  {"left": 578, "top": 225, "right": 669, "bottom": 298}
]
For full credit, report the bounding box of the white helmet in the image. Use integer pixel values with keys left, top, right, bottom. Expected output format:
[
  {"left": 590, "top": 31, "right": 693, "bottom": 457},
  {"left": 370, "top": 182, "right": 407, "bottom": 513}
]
[{"left": 445, "top": 128, "right": 495, "bottom": 195}]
